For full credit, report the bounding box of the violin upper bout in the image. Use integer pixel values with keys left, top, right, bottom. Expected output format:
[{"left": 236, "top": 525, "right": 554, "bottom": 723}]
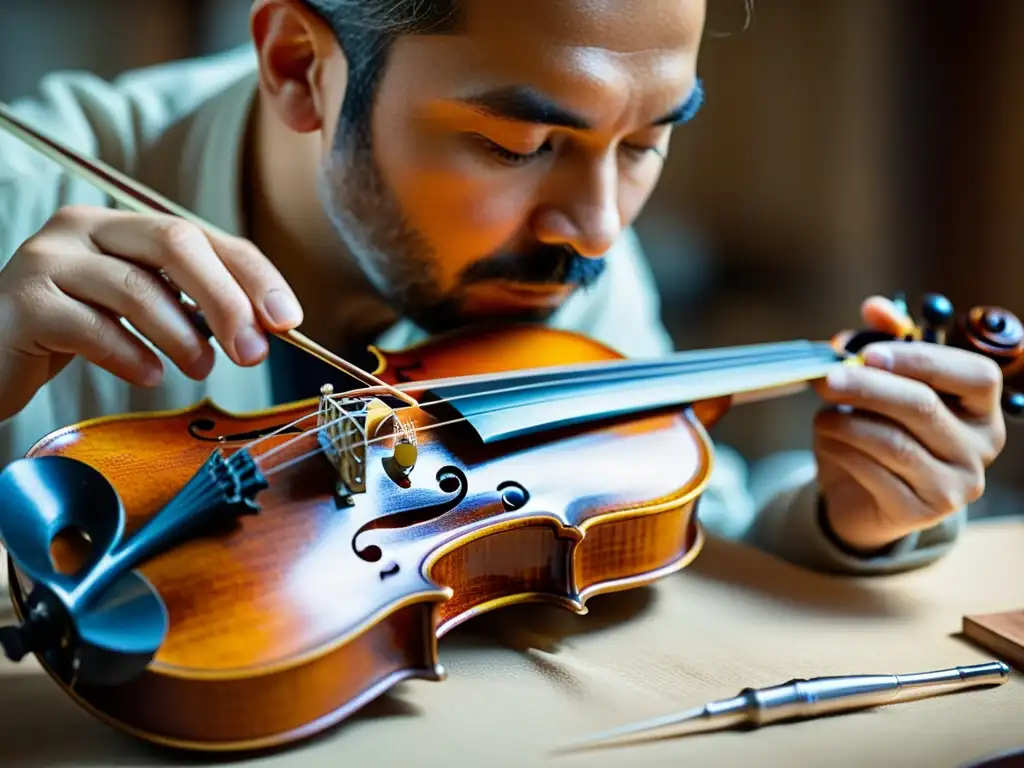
[{"left": 366, "top": 324, "right": 626, "bottom": 386}]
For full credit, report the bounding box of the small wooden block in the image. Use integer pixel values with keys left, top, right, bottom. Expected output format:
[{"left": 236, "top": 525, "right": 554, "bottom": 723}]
[{"left": 963, "top": 609, "right": 1024, "bottom": 671}]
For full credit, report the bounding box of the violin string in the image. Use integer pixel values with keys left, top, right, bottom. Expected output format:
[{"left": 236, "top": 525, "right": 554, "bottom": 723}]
[
  {"left": 241, "top": 341, "right": 844, "bottom": 471},
  {"left": 250, "top": 348, "right": 846, "bottom": 478},
  {"left": 233, "top": 340, "right": 838, "bottom": 465},
  {"left": 356, "top": 339, "right": 832, "bottom": 398},
  {"left": 260, "top": 355, "right": 843, "bottom": 479},
  {"left": 197, "top": 342, "right": 823, "bottom": 466},
  {"left": 251, "top": 343, "right": 847, "bottom": 472},
  {"left": 258, "top": 414, "right": 453, "bottom": 477}
]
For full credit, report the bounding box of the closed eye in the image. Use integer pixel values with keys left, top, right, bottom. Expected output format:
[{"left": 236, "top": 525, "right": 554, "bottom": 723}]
[
  {"left": 474, "top": 135, "right": 553, "bottom": 165},
  {"left": 475, "top": 135, "right": 664, "bottom": 167}
]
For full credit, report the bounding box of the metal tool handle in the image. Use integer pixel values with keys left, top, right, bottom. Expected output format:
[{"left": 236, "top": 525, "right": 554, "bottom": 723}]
[{"left": 750, "top": 661, "right": 1010, "bottom": 725}]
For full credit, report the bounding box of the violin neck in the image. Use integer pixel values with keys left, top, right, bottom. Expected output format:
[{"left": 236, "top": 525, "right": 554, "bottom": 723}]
[{"left": 422, "top": 340, "right": 846, "bottom": 444}]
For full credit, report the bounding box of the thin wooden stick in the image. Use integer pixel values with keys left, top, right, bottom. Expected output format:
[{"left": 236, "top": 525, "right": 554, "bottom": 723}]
[{"left": 0, "top": 101, "right": 416, "bottom": 407}]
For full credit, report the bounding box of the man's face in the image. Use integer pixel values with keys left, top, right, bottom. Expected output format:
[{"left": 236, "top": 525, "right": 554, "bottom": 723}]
[{"left": 318, "top": 0, "right": 705, "bottom": 334}]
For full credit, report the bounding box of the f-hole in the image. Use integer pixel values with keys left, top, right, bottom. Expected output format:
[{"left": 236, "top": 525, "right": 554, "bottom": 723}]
[
  {"left": 49, "top": 525, "right": 94, "bottom": 576},
  {"left": 352, "top": 466, "right": 469, "bottom": 563}
]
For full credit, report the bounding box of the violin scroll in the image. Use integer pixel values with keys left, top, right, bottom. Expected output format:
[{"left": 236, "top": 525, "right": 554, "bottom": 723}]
[
  {"left": 842, "top": 292, "right": 1024, "bottom": 418},
  {"left": 948, "top": 303, "right": 1024, "bottom": 418}
]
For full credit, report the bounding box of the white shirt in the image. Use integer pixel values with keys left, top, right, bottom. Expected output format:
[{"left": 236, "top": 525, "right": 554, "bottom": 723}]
[{"left": 0, "top": 45, "right": 963, "bottom": 574}]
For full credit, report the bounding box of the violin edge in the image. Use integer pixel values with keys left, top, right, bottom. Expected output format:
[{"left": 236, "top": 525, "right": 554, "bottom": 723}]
[{"left": 5, "top": 512, "right": 706, "bottom": 753}]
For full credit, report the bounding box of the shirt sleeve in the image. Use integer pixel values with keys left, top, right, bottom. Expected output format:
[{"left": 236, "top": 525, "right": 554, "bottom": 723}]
[
  {"left": 0, "top": 69, "right": 143, "bottom": 461},
  {"left": 738, "top": 449, "right": 966, "bottom": 574}
]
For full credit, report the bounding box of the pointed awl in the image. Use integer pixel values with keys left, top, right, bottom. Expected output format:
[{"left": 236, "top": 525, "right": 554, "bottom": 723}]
[{"left": 557, "top": 660, "right": 1011, "bottom": 753}]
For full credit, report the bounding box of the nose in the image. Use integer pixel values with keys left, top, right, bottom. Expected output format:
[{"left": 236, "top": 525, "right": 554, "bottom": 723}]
[{"left": 531, "top": 154, "right": 623, "bottom": 258}]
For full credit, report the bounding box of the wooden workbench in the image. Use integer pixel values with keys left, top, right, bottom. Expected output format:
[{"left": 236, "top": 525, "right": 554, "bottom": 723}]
[{"left": 1, "top": 518, "right": 1021, "bottom": 767}]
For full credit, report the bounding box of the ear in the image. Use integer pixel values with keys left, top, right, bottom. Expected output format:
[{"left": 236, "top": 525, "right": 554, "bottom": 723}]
[{"left": 250, "top": 0, "right": 346, "bottom": 133}]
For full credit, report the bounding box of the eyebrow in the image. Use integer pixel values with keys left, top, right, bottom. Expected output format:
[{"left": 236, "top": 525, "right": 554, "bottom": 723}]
[{"left": 456, "top": 79, "right": 704, "bottom": 130}]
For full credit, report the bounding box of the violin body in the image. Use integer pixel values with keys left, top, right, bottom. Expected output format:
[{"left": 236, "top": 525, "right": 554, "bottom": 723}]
[
  {"left": 5, "top": 301, "right": 1024, "bottom": 753},
  {"left": 6, "top": 325, "right": 717, "bottom": 751}
]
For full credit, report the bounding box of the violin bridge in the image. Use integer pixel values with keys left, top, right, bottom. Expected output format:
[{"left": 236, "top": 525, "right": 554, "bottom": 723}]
[
  {"left": 317, "top": 384, "right": 369, "bottom": 504},
  {"left": 316, "top": 384, "right": 419, "bottom": 505}
]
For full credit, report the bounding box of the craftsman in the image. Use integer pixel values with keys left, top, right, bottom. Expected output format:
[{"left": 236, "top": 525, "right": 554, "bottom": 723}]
[{"left": 0, "top": 0, "right": 1006, "bottom": 574}]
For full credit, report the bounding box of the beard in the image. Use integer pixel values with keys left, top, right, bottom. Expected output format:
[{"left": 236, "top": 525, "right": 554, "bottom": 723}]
[{"left": 316, "top": 128, "right": 607, "bottom": 336}]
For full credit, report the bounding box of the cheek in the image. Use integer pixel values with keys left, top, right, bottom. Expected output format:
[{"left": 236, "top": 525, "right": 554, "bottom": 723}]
[
  {"left": 619, "top": 160, "right": 664, "bottom": 224},
  {"left": 373, "top": 126, "right": 540, "bottom": 278},
  {"left": 401, "top": 169, "right": 533, "bottom": 249},
  {"left": 370, "top": 114, "right": 666, "bottom": 284},
  {"left": 377, "top": 140, "right": 664, "bottom": 250}
]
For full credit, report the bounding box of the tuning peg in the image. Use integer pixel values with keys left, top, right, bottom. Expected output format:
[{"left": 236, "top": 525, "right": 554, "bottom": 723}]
[
  {"left": 891, "top": 291, "right": 909, "bottom": 317},
  {"left": 919, "top": 293, "right": 956, "bottom": 344},
  {"left": 884, "top": 291, "right": 916, "bottom": 340},
  {"left": 946, "top": 304, "right": 1024, "bottom": 420},
  {"left": 1003, "top": 390, "right": 1024, "bottom": 419}
]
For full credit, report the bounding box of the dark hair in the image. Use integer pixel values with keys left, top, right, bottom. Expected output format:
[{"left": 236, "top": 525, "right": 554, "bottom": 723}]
[
  {"left": 301, "top": 0, "right": 462, "bottom": 146},
  {"left": 301, "top": 0, "right": 756, "bottom": 143}
]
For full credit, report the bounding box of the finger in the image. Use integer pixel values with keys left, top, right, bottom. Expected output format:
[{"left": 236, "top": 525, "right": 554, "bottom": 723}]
[
  {"left": 858, "top": 340, "right": 1003, "bottom": 417},
  {"left": 814, "top": 407, "right": 976, "bottom": 513},
  {"left": 52, "top": 250, "right": 216, "bottom": 381},
  {"left": 830, "top": 329, "right": 855, "bottom": 352},
  {"left": 201, "top": 229, "right": 304, "bottom": 333},
  {"left": 82, "top": 210, "right": 260, "bottom": 365},
  {"left": 819, "top": 364, "right": 975, "bottom": 464},
  {"left": 28, "top": 286, "right": 164, "bottom": 387},
  {"left": 815, "top": 434, "right": 933, "bottom": 529},
  {"left": 80, "top": 210, "right": 289, "bottom": 366},
  {"left": 861, "top": 295, "right": 915, "bottom": 337},
  {"left": 828, "top": 295, "right": 913, "bottom": 353}
]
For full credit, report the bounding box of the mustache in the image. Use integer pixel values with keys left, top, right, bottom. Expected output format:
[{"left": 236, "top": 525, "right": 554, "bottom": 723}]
[{"left": 457, "top": 244, "right": 607, "bottom": 288}]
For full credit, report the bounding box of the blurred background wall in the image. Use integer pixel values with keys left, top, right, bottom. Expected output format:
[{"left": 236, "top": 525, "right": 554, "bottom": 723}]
[{"left": 1, "top": 0, "right": 1021, "bottom": 517}]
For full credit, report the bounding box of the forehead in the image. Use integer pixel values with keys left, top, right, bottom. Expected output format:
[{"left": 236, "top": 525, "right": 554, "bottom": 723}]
[
  {"left": 458, "top": 0, "right": 705, "bottom": 47},
  {"left": 385, "top": 0, "right": 705, "bottom": 126}
]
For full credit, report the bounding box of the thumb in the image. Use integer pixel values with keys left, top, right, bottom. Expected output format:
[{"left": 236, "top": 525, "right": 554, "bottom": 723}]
[{"left": 861, "top": 294, "right": 915, "bottom": 337}]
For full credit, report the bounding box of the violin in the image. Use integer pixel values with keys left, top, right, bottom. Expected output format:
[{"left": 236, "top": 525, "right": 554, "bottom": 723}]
[{"left": 0, "top": 104, "right": 1022, "bottom": 754}]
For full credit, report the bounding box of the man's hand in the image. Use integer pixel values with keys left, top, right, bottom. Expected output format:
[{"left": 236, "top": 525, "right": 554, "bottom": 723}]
[
  {"left": 813, "top": 295, "right": 1007, "bottom": 553},
  {"left": 0, "top": 206, "right": 304, "bottom": 423}
]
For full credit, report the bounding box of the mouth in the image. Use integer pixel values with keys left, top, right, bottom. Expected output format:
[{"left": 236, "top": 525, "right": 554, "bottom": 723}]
[
  {"left": 496, "top": 281, "right": 573, "bottom": 297},
  {"left": 462, "top": 281, "right": 573, "bottom": 313}
]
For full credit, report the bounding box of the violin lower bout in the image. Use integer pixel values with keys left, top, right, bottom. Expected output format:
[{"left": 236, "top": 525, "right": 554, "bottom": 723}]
[
  {"left": 429, "top": 487, "right": 705, "bottom": 637},
  {"left": 10, "top": 495, "right": 702, "bottom": 752},
  {"left": 7, "top": 378, "right": 709, "bottom": 753}
]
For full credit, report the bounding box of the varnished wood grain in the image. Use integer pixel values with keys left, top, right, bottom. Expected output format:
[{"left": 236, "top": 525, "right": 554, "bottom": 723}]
[{"left": 9, "top": 325, "right": 710, "bottom": 751}]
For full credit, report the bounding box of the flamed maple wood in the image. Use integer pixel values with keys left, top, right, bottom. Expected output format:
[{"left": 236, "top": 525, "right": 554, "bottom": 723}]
[{"left": 8, "top": 327, "right": 712, "bottom": 751}]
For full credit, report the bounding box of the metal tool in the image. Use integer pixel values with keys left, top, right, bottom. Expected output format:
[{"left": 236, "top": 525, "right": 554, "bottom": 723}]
[{"left": 559, "top": 660, "right": 1011, "bottom": 752}]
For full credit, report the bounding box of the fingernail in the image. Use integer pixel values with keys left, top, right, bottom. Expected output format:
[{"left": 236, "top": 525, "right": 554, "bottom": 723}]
[
  {"left": 234, "top": 326, "right": 268, "bottom": 364},
  {"left": 263, "top": 289, "right": 302, "bottom": 327},
  {"left": 140, "top": 365, "right": 163, "bottom": 387},
  {"left": 863, "top": 346, "right": 893, "bottom": 370}
]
